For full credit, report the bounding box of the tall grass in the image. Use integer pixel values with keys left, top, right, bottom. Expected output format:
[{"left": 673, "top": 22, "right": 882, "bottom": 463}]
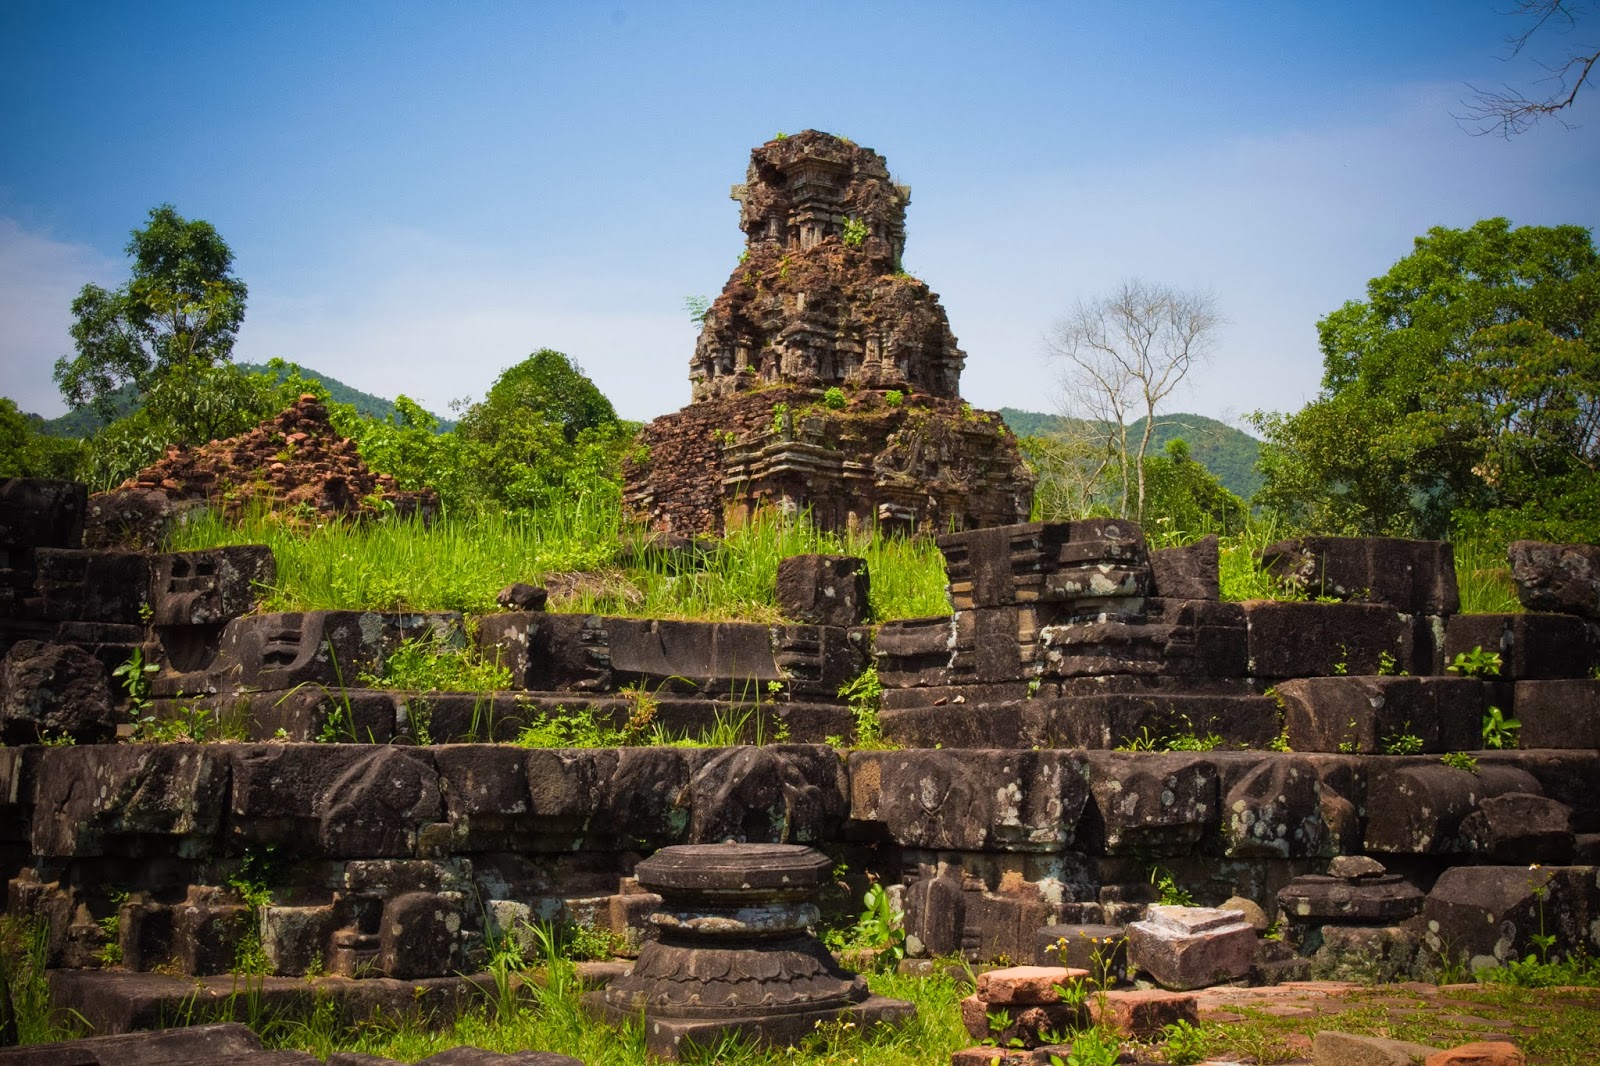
[
  {"left": 166, "top": 506, "right": 950, "bottom": 622},
  {"left": 1453, "top": 536, "right": 1521, "bottom": 615}
]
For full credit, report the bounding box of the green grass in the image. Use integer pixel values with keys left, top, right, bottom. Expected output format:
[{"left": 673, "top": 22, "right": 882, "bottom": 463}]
[
  {"left": 165, "top": 506, "right": 950, "bottom": 622},
  {"left": 1454, "top": 535, "right": 1522, "bottom": 614}
]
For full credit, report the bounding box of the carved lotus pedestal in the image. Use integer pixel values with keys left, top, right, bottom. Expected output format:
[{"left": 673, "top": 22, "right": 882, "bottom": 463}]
[{"left": 586, "top": 842, "right": 915, "bottom": 1059}]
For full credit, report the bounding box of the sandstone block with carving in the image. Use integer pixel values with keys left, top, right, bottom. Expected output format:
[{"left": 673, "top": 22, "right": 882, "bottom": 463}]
[{"left": 1125, "top": 905, "right": 1257, "bottom": 990}]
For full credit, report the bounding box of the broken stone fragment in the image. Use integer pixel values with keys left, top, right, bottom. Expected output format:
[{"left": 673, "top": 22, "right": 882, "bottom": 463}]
[
  {"left": 1508, "top": 540, "right": 1600, "bottom": 618},
  {"left": 1328, "top": 855, "right": 1388, "bottom": 880},
  {"left": 0, "top": 639, "right": 116, "bottom": 745},
  {"left": 1125, "top": 904, "right": 1257, "bottom": 991},
  {"left": 496, "top": 582, "right": 548, "bottom": 611},
  {"left": 775, "top": 553, "right": 869, "bottom": 627},
  {"left": 1085, "top": 987, "right": 1199, "bottom": 1038}
]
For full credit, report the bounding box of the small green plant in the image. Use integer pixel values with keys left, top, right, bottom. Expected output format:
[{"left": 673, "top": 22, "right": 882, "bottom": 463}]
[
  {"left": 1150, "top": 866, "right": 1195, "bottom": 907},
  {"left": 1382, "top": 725, "right": 1424, "bottom": 756},
  {"left": 1163, "top": 1018, "right": 1208, "bottom": 1066},
  {"left": 770, "top": 402, "right": 791, "bottom": 433},
  {"left": 1482, "top": 704, "right": 1522, "bottom": 749},
  {"left": 1441, "top": 751, "right": 1479, "bottom": 772},
  {"left": 884, "top": 389, "right": 904, "bottom": 407},
  {"left": 842, "top": 216, "right": 868, "bottom": 247},
  {"left": 112, "top": 647, "right": 160, "bottom": 715},
  {"left": 1377, "top": 650, "right": 1400, "bottom": 676},
  {"left": 854, "top": 881, "right": 906, "bottom": 970},
  {"left": 227, "top": 852, "right": 275, "bottom": 976},
  {"left": 773, "top": 131, "right": 787, "bottom": 140},
  {"left": 822, "top": 386, "right": 847, "bottom": 410},
  {"left": 1268, "top": 729, "right": 1293, "bottom": 752},
  {"left": 96, "top": 889, "right": 128, "bottom": 967},
  {"left": 1055, "top": 1026, "right": 1120, "bottom": 1066},
  {"left": 838, "top": 663, "right": 891, "bottom": 749},
  {"left": 737, "top": 249, "right": 749, "bottom": 265},
  {"left": 1448, "top": 644, "right": 1504, "bottom": 679},
  {"left": 362, "top": 631, "right": 511, "bottom": 693},
  {"left": 684, "top": 294, "right": 710, "bottom": 325}
]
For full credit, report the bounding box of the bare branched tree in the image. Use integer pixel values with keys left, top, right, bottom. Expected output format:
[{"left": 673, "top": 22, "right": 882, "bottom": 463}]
[
  {"left": 1459, "top": 1, "right": 1599, "bottom": 136},
  {"left": 1045, "top": 279, "right": 1220, "bottom": 520}
]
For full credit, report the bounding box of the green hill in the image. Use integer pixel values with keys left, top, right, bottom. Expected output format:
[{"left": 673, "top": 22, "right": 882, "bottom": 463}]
[
  {"left": 998, "top": 407, "right": 1263, "bottom": 500},
  {"left": 32, "top": 364, "right": 452, "bottom": 437}
]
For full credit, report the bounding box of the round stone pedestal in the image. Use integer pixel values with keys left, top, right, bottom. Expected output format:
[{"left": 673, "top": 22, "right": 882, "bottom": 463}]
[{"left": 586, "top": 843, "right": 915, "bottom": 1059}]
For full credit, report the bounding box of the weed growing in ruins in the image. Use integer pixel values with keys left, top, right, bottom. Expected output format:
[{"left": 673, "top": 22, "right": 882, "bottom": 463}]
[
  {"left": 822, "top": 386, "right": 846, "bottom": 410},
  {"left": 1441, "top": 751, "right": 1479, "bottom": 773},
  {"left": 112, "top": 646, "right": 160, "bottom": 715},
  {"left": 838, "top": 663, "right": 894, "bottom": 749},
  {"left": 1053, "top": 1027, "right": 1120, "bottom": 1066},
  {"left": 1377, "top": 650, "right": 1403, "bottom": 676},
  {"left": 1454, "top": 537, "right": 1522, "bottom": 614},
  {"left": 1448, "top": 645, "right": 1504, "bottom": 679},
  {"left": 842, "top": 216, "right": 868, "bottom": 247},
  {"left": 361, "top": 632, "right": 511, "bottom": 693},
  {"left": 1162, "top": 1019, "right": 1208, "bottom": 1066},
  {"left": 1482, "top": 704, "right": 1522, "bottom": 749},
  {"left": 95, "top": 890, "right": 127, "bottom": 967},
  {"left": 1, "top": 916, "right": 83, "bottom": 1042},
  {"left": 1382, "top": 725, "right": 1424, "bottom": 756},
  {"left": 1114, "top": 715, "right": 1222, "bottom": 752},
  {"left": 1149, "top": 867, "right": 1195, "bottom": 907},
  {"left": 884, "top": 389, "right": 904, "bottom": 407}
]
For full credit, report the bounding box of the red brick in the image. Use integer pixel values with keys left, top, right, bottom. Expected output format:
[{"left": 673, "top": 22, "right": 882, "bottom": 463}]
[
  {"left": 1086, "top": 988, "right": 1199, "bottom": 1038},
  {"left": 976, "top": 965, "right": 1090, "bottom": 1005},
  {"left": 1425, "top": 1042, "right": 1527, "bottom": 1066}
]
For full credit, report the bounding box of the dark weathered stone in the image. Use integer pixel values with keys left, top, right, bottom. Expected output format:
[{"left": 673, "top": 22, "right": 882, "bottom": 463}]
[
  {"left": 1244, "top": 601, "right": 1414, "bottom": 679},
  {"left": 939, "top": 520, "right": 1148, "bottom": 611},
  {"left": 33, "top": 548, "right": 151, "bottom": 624},
  {"left": 1311, "top": 1030, "right": 1441, "bottom": 1066},
  {"left": 872, "top": 615, "right": 952, "bottom": 688},
  {"left": 82, "top": 487, "right": 204, "bottom": 552},
  {"left": 1083, "top": 752, "right": 1220, "bottom": 856},
  {"left": 435, "top": 745, "right": 534, "bottom": 852},
  {"left": 1364, "top": 763, "right": 1542, "bottom": 855},
  {"left": 776, "top": 554, "right": 870, "bottom": 627},
  {"left": 476, "top": 612, "right": 612, "bottom": 692},
  {"left": 1512, "top": 679, "right": 1600, "bottom": 748},
  {"left": 1422, "top": 864, "right": 1600, "bottom": 970},
  {"left": 1260, "top": 536, "right": 1459, "bottom": 615},
  {"left": 589, "top": 842, "right": 913, "bottom": 1058},
  {"left": 416, "top": 1051, "right": 585, "bottom": 1066},
  {"left": 1508, "top": 540, "right": 1600, "bottom": 618},
  {"left": 380, "top": 892, "right": 460, "bottom": 979},
  {"left": 0, "top": 478, "right": 86, "bottom": 551},
  {"left": 1222, "top": 755, "right": 1331, "bottom": 859},
  {"left": 149, "top": 546, "right": 274, "bottom": 627},
  {"left": 1443, "top": 613, "right": 1598, "bottom": 680},
  {"left": 1276, "top": 676, "right": 1486, "bottom": 754},
  {"left": 0, "top": 640, "right": 116, "bottom": 745},
  {"left": 31, "top": 745, "right": 226, "bottom": 858},
  {"left": 1031, "top": 692, "right": 1278, "bottom": 751},
  {"left": 1459, "top": 793, "right": 1575, "bottom": 864},
  {"left": 856, "top": 749, "right": 1088, "bottom": 852},
  {"left": 959, "top": 992, "right": 1084, "bottom": 1046},
  {"left": 686, "top": 745, "right": 845, "bottom": 845},
  {"left": 1150, "top": 535, "right": 1220, "bottom": 600},
  {"left": 1032, "top": 923, "right": 1128, "bottom": 978},
  {"left": 0, "top": 1021, "right": 266, "bottom": 1065},
  {"left": 1277, "top": 874, "right": 1424, "bottom": 925},
  {"left": 496, "top": 583, "right": 548, "bottom": 611}
]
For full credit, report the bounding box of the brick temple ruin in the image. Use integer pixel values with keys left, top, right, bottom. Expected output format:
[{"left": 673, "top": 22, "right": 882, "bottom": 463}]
[
  {"left": 4, "top": 473, "right": 1600, "bottom": 1060},
  {"left": 623, "top": 131, "right": 1033, "bottom": 536}
]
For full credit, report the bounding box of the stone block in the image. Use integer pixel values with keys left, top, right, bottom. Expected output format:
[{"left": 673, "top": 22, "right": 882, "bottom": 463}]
[
  {"left": 873, "top": 615, "right": 952, "bottom": 688},
  {"left": 0, "top": 1021, "right": 265, "bottom": 1066},
  {"left": 435, "top": 744, "right": 534, "bottom": 851},
  {"left": 1084, "top": 752, "right": 1220, "bottom": 856},
  {"left": 261, "top": 904, "right": 337, "bottom": 977},
  {"left": 1032, "top": 924, "right": 1128, "bottom": 979},
  {"left": 0, "top": 639, "right": 116, "bottom": 745},
  {"left": 477, "top": 611, "right": 612, "bottom": 691},
  {"left": 959, "top": 993, "right": 1084, "bottom": 1046},
  {"left": 863, "top": 749, "right": 1089, "bottom": 852},
  {"left": 379, "top": 891, "right": 461, "bottom": 979},
  {"left": 1245, "top": 601, "right": 1413, "bottom": 678},
  {"left": 0, "top": 477, "right": 86, "bottom": 550},
  {"left": 974, "top": 965, "right": 1087, "bottom": 1005},
  {"left": 1422, "top": 864, "right": 1600, "bottom": 967},
  {"left": 1276, "top": 676, "right": 1485, "bottom": 754},
  {"left": 776, "top": 553, "right": 870, "bottom": 627},
  {"left": 174, "top": 894, "right": 254, "bottom": 976},
  {"left": 601, "top": 747, "right": 697, "bottom": 849},
  {"left": 1312, "top": 1030, "right": 1440, "bottom": 1066},
  {"left": 1459, "top": 792, "right": 1575, "bottom": 864},
  {"left": 939, "top": 520, "right": 1149, "bottom": 610},
  {"left": 1508, "top": 540, "right": 1600, "bottom": 618},
  {"left": 878, "top": 703, "right": 1031, "bottom": 750},
  {"left": 1034, "top": 693, "right": 1277, "bottom": 751},
  {"left": 1260, "top": 536, "right": 1459, "bottom": 615},
  {"left": 33, "top": 548, "right": 151, "bottom": 624},
  {"left": 1424, "top": 1042, "right": 1527, "bottom": 1066},
  {"left": 1125, "top": 905, "right": 1257, "bottom": 990},
  {"left": 1512, "top": 679, "right": 1600, "bottom": 748},
  {"left": 1474, "top": 749, "right": 1600, "bottom": 833},
  {"left": 1443, "top": 613, "right": 1597, "bottom": 680},
  {"left": 496, "top": 582, "right": 548, "bottom": 611},
  {"left": 150, "top": 546, "right": 274, "bottom": 627},
  {"left": 686, "top": 744, "right": 846, "bottom": 845},
  {"left": 31, "top": 745, "right": 227, "bottom": 858},
  {"left": 1150, "top": 535, "right": 1219, "bottom": 600},
  {"left": 1085, "top": 988, "right": 1198, "bottom": 1038},
  {"left": 1221, "top": 755, "right": 1331, "bottom": 859},
  {"left": 770, "top": 623, "right": 866, "bottom": 699},
  {"left": 1277, "top": 875, "right": 1424, "bottom": 925},
  {"left": 1364, "top": 763, "right": 1541, "bottom": 854}
]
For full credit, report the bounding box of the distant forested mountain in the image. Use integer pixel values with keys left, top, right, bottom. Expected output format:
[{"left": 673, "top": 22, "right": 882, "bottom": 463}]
[
  {"left": 32, "top": 364, "right": 452, "bottom": 437},
  {"left": 998, "top": 407, "right": 1263, "bottom": 500}
]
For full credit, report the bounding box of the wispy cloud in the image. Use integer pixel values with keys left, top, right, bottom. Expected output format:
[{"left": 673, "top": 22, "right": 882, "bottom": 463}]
[{"left": 0, "top": 220, "right": 119, "bottom": 416}]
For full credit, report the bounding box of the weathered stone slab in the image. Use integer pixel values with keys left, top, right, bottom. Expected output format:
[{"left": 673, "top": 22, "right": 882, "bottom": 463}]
[
  {"left": 1459, "top": 792, "right": 1575, "bottom": 864},
  {"left": 1512, "top": 679, "right": 1600, "bottom": 748},
  {"left": 0, "top": 478, "right": 86, "bottom": 551},
  {"left": 1086, "top": 987, "right": 1199, "bottom": 1037},
  {"left": 1312, "top": 1030, "right": 1440, "bottom": 1066},
  {"left": 149, "top": 546, "right": 274, "bottom": 628},
  {"left": 1423, "top": 1042, "right": 1527, "bottom": 1066},
  {"left": 959, "top": 992, "right": 1083, "bottom": 1045},
  {"left": 1260, "top": 536, "right": 1459, "bottom": 615},
  {"left": 939, "top": 520, "right": 1148, "bottom": 610},
  {"left": 1032, "top": 923, "right": 1128, "bottom": 976},
  {"left": 1422, "top": 864, "right": 1600, "bottom": 970},
  {"left": 0, "top": 1021, "right": 269, "bottom": 1065},
  {"left": 686, "top": 744, "right": 846, "bottom": 845},
  {"left": 1033, "top": 692, "right": 1277, "bottom": 751},
  {"left": 855, "top": 749, "right": 1088, "bottom": 852},
  {"left": 1364, "top": 763, "right": 1541, "bottom": 854},
  {"left": 31, "top": 745, "right": 227, "bottom": 858},
  {"left": 1443, "top": 612, "right": 1598, "bottom": 680},
  {"left": 1083, "top": 752, "right": 1220, "bottom": 855},
  {"left": 1276, "top": 676, "right": 1485, "bottom": 754},
  {"left": 776, "top": 553, "right": 870, "bottom": 627},
  {"left": 0, "top": 639, "right": 116, "bottom": 745},
  {"left": 974, "top": 965, "right": 1088, "bottom": 1005},
  {"left": 1508, "top": 540, "right": 1600, "bottom": 618},
  {"left": 34, "top": 548, "right": 151, "bottom": 623},
  {"left": 1150, "top": 535, "right": 1219, "bottom": 600},
  {"left": 1221, "top": 755, "right": 1331, "bottom": 859},
  {"left": 1277, "top": 874, "right": 1424, "bottom": 924},
  {"left": 873, "top": 615, "right": 952, "bottom": 688},
  {"left": 1125, "top": 905, "right": 1256, "bottom": 990},
  {"left": 1245, "top": 601, "right": 1413, "bottom": 679}
]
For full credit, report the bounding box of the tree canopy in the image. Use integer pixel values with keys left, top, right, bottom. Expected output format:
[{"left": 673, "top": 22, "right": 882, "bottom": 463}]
[
  {"left": 1252, "top": 217, "right": 1599, "bottom": 542},
  {"left": 54, "top": 204, "right": 248, "bottom": 419}
]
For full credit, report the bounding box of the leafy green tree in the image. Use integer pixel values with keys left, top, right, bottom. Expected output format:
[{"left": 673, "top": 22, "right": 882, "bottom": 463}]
[
  {"left": 0, "top": 399, "right": 84, "bottom": 479},
  {"left": 1253, "top": 218, "right": 1599, "bottom": 541},
  {"left": 54, "top": 205, "right": 248, "bottom": 419},
  {"left": 1141, "top": 438, "right": 1248, "bottom": 540}
]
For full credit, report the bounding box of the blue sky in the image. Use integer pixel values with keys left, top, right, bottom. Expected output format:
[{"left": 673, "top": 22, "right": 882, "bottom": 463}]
[{"left": 2, "top": 1, "right": 1596, "bottom": 427}]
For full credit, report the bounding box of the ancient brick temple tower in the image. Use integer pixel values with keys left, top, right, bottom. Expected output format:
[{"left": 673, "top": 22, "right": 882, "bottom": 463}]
[{"left": 623, "top": 130, "right": 1033, "bottom": 536}]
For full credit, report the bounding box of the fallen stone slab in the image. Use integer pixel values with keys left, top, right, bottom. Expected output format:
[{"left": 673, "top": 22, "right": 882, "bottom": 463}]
[
  {"left": 1459, "top": 792, "right": 1575, "bottom": 864},
  {"left": 973, "top": 965, "right": 1088, "bottom": 1005},
  {"left": 1423, "top": 1042, "right": 1526, "bottom": 1066},
  {"left": 0, "top": 1023, "right": 266, "bottom": 1065},
  {"left": 1085, "top": 987, "right": 1199, "bottom": 1037},
  {"left": 1032, "top": 923, "right": 1128, "bottom": 978},
  {"left": 1126, "top": 905, "right": 1257, "bottom": 991},
  {"left": 776, "top": 553, "right": 870, "bottom": 627},
  {"left": 1421, "top": 864, "right": 1600, "bottom": 969},
  {"left": 1312, "top": 1029, "right": 1439, "bottom": 1065}
]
